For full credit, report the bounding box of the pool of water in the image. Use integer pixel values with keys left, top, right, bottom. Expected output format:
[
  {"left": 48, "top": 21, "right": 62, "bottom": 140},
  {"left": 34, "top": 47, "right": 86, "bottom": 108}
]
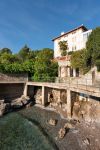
[{"left": 0, "top": 111, "right": 57, "bottom": 150}]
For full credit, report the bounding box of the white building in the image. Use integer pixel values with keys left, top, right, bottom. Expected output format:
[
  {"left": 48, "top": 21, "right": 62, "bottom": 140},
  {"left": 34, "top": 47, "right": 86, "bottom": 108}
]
[
  {"left": 52, "top": 25, "right": 92, "bottom": 79},
  {"left": 52, "top": 25, "right": 92, "bottom": 58}
]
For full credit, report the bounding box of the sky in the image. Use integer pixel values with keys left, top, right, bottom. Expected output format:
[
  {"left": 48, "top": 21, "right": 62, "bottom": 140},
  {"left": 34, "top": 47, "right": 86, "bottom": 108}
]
[{"left": 0, "top": 0, "right": 100, "bottom": 53}]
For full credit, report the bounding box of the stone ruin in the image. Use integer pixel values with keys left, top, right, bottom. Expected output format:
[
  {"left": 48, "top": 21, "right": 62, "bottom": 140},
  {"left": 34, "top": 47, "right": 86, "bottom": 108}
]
[{"left": 33, "top": 87, "right": 100, "bottom": 123}]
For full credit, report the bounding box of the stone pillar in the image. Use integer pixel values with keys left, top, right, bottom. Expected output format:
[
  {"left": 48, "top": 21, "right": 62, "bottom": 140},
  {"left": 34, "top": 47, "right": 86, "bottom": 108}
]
[
  {"left": 42, "top": 86, "right": 48, "bottom": 106},
  {"left": 23, "top": 83, "right": 28, "bottom": 97},
  {"left": 73, "top": 69, "right": 76, "bottom": 77},
  {"left": 58, "top": 66, "right": 61, "bottom": 77},
  {"left": 67, "top": 67, "right": 70, "bottom": 77},
  {"left": 67, "top": 89, "right": 71, "bottom": 118}
]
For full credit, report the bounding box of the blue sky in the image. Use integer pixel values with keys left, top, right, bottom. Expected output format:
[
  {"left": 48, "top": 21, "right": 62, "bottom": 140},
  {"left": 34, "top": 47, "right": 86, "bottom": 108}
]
[{"left": 0, "top": 0, "right": 100, "bottom": 53}]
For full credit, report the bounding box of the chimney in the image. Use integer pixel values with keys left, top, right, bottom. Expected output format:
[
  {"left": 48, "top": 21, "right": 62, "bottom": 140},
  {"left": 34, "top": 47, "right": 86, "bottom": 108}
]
[{"left": 61, "top": 32, "right": 65, "bottom": 35}]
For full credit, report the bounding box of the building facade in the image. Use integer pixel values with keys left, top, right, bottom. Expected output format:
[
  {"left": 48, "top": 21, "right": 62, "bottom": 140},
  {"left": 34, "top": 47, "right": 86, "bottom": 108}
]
[{"left": 52, "top": 25, "right": 92, "bottom": 79}]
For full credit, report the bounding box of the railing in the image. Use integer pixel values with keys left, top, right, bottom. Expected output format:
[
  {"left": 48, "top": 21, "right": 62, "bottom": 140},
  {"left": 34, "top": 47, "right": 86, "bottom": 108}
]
[
  {"left": 28, "top": 76, "right": 100, "bottom": 87},
  {"left": 28, "top": 76, "right": 100, "bottom": 97},
  {"left": 28, "top": 77, "right": 57, "bottom": 83}
]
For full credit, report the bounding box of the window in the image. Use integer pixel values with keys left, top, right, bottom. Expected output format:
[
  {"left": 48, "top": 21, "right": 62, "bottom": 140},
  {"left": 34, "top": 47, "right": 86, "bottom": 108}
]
[
  {"left": 72, "top": 46, "right": 76, "bottom": 51},
  {"left": 72, "top": 36, "right": 76, "bottom": 43}
]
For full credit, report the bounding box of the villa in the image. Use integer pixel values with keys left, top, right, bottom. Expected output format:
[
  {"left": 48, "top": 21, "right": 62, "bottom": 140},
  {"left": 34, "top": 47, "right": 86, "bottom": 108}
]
[{"left": 52, "top": 25, "right": 92, "bottom": 79}]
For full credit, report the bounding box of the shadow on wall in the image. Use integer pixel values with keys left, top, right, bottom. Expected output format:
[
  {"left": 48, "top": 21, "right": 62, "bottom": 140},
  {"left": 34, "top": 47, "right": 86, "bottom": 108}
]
[{"left": 0, "top": 83, "right": 25, "bottom": 102}]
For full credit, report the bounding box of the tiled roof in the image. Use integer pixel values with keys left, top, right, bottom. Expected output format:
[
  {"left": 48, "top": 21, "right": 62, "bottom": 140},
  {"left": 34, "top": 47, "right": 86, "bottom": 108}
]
[{"left": 52, "top": 25, "right": 88, "bottom": 41}]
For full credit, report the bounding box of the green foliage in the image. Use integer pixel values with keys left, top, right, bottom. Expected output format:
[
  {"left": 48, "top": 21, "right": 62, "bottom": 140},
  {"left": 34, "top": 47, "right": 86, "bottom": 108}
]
[
  {"left": 33, "top": 48, "right": 58, "bottom": 82},
  {"left": 58, "top": 41, "right": 68, "bottom": 56},
  {"left": 95, "top": 59, "right": 100, "bottom": 71},
  {"left": 18, "top": 45, "right": 31, "bottom": 61},
  {"left": 0, "top": 53, "right": 20, "bottom": 64},
  {"left": 86, "top": 27, "right": 100, "bottom": 68},
  {"left": 0, "top": 46, "right": 58, "bottom": 81},
  {"left": 71, "top": 49, "right": 87, "bottom": 73},
  {"left": 71, "top": 27, "right": 100, "bottom": 74},
  {"left": 0, "top": 48, "right": 12, "bottom": 54},
  {"left": 68, "top": 51, "right": 74, "bottom": 55}
]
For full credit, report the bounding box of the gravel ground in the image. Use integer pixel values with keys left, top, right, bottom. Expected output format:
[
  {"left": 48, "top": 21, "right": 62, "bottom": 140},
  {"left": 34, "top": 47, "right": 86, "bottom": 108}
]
[{"left": 18, "top": 105, "right": 100, "bottom": 150}]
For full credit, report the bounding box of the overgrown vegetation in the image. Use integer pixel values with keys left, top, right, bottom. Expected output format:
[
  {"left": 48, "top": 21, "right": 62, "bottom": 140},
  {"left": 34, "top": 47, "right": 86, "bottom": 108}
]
[
  {"left": 58, "top": 40, "right": 68, "bottom": 56},
  {"left": 71, "top": 27, "right": 100, "bottom": 73},
  {"left": 86, "top": 27, "right": 100, "bottom": 71},
  {"left": 71, "top": 49, "right": 87, "bottom": 74},
  {"left": 0, "top": 46, "right": 58, "bottom": 81}
]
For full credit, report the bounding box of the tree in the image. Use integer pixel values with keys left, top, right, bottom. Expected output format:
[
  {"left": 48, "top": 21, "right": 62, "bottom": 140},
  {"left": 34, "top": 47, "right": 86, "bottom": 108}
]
[
  {"left": 0, "top": 53, "right": 20, "bottom": 64},
  {"left": 0, "top": 47, "right": 58, "bottom": 80},
  {"left": 18, "top": 45, "right": 30, "bottom": 61},
  {"left": 58, "top": 41, "right": 68, "bottom": 56},
  {"left": 71, "top": 49, "right": 88, "bottom": 74},
  {"left": 33, "top": 48, "right": 58, "bottom": 81},
  {"left": 86, "top": 27, "right": 100, "bottom": 70},
  {"left": 0, "top": 48, "right": 12, "bottom": 54}
]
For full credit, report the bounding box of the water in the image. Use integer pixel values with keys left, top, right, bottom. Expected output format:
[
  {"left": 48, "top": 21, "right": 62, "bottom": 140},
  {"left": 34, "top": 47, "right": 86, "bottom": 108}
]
[{"left": 0, "top": 110, "right": 58, "bottom": 150}]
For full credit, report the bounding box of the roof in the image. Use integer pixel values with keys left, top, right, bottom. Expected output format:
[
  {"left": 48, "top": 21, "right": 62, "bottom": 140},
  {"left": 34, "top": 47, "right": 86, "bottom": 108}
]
[
  {"left": 52, "top": 25, "right": 88, "bottom": 41},
  {"left": 54, "top": 55, "right": 71, "bottom": 62}
]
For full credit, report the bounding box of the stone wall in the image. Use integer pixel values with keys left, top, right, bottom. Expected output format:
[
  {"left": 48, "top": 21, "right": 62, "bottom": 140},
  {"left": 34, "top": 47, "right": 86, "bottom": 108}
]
[
  {"left": 25, "top": 84, "right": 100, "bottom": 122},
  {"left": 0, "top": 73, "right": 28, "bottom": 82},
  {"left": 72, "top": 93, "right": 100, "bottom": 123},
  {"left": 0, "top": 83, "right": 25, "bottom": 102}
]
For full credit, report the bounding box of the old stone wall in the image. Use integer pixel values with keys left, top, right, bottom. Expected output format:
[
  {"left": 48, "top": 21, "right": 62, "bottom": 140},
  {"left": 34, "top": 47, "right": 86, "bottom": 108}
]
[
  {"left": 72, "top": 93, "right": 100, "bottom": 123},
  {"left": 0, "top": 83, "right": 25, "bottom": 102},
  {"left": 0, "top": 73, "right": 28, "bottom": 82},
  {"left": 26, "top": 85, "right": 100, "bottom": 122},
  {"left": 33, "top": 86, "right": 42, "bottom": 104}
]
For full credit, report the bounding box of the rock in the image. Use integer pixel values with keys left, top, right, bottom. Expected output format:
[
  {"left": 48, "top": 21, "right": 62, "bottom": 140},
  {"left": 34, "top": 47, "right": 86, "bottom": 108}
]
[
  {"left": 26, "top": 102, "right": 33, "bottom": 108},
  {"left": 0, "top": 99, "right": 5, "bottom": 105},
  {"left": 0, "top": 103, "right": 10, "bottom": 116},
  {"left": 34, "top": 89, "right": 42, "bottom": 104},
  {"left": 21, "top": 95, "right": 30, "bottom": 101},
  {"left": 11, "top": 95, "right": 30, "bottom": 109},
  {"left": 0, "top": 103, "right": 6, "bottom": 116},
  {"left": 83, "top": 138, "right": 90, "bottom": 145},
  {"left": 70, "top": 119, "right": 80, "bottom": 125},
  {"left": 58, "top": 128, "right": 66, "bottom": 139},
  {"left": 72, "top": 102, "right": 80, "bottom": 120},
  {"left": 64, "top": 123, "right": 73, "bottom": 130},
  {"left": 48, "top": 118, "right": 57, "bottom": 126}
]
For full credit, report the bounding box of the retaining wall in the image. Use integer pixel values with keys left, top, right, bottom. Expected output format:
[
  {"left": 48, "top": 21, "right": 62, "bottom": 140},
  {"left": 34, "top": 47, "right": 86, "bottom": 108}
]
[
  {"left": 0, "top": 83, "right": 25, "bottom": 102},
  {"left": 0, "top": 73, "right": 28, "bottom": 82}
]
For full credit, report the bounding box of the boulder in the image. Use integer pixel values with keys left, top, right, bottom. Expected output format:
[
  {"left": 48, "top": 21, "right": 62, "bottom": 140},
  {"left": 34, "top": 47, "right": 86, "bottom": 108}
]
[
  {"left": 0, "top": 102, "right": 10, "bottom": 116},
  {"left": 48, "top": 118, "right": 57, "bottom": 126},
  {"left": 83, "top": 138, "right": 90, "bottom": 145},
  {"left": 34, "top": 89, "right": 42, "bottom": 104},
  {"left": 0, "top": 103, "right": 6, "bottom": 116},
  {"left": 58, "top": 128, "right": 66, "bottom": 139},
  {"left": 0, "top": 99, "right": 5, "bottom": 105},
  {"left": 21, "top": 95, "right": 30, "bottom": 101},
  {"left": 64, "top": 123, "right": 73, "bottom": 130},
  {"left": 11, "top": 95, "right": 30, "bottom": 108}
]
